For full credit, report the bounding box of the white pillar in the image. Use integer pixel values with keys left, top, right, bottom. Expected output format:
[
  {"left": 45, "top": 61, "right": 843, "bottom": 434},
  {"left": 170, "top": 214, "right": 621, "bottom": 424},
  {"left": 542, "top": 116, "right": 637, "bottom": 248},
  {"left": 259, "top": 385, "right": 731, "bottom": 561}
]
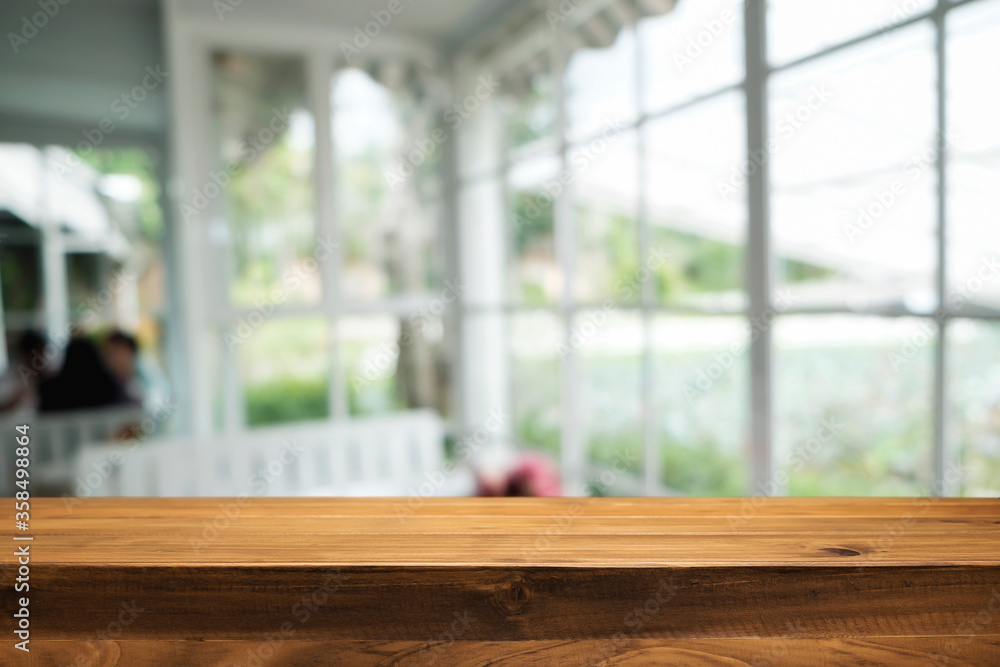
[{"left": 454, "top": 57, "right": 511, "bottom": 441}]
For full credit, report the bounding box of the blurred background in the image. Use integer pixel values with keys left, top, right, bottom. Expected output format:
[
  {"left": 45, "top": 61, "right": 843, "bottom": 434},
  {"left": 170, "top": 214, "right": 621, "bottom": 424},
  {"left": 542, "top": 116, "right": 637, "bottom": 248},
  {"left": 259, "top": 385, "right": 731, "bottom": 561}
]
[{"left": 0, "top": 0, "right": 997, "bottom": 499}]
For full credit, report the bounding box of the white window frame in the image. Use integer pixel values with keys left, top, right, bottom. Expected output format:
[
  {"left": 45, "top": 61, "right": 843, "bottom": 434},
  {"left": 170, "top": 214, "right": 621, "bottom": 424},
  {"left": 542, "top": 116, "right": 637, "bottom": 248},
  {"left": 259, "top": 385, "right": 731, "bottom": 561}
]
[{"left": 457, "top": 0, "right": 999, "bottom": 496}]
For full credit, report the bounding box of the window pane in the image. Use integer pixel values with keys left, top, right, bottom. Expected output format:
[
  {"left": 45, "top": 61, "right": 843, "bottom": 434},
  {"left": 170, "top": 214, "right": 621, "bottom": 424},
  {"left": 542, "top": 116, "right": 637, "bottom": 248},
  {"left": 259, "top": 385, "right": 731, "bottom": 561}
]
[
  {"left": 66, "top": 253, "right": 103, "bottom": 313},
  {"left": 340, "top": 314, "right": 448, "bottom": 417},
  {"left": 502, "top": 59, "right": 556, "bottom": 158},
  {"left": 645, "top": 93, "right": 747, "bottom": 309},
  {"left": 510, "top": 312, "right": 561, "bottom": 460},
  {"left": 947, "top": 0, "right": 1000, "bottom": 313},
  {"left": 0, "top": 244, "right": 41, "bottom": 314},
  {"left": 333, "top": 67, "right": 442, "bottom": 302},
  {"left": 573, "top": 129, "right": 639, "bottom": 305},
  {"left": 508, "top": 154, "right": 561, "bottom": 305},
  {"left": 565, "top": 27, "right": 636, "bottom": 142},
  {"left": 948, "top": 319, "right": 1000, "bottom": 497},
  {"left": 652, "top": 316, "right": 749, "bottom": 496},
  {"left": 771, "top": 25, "right": 937, "bottom": 312},
  {"left": 239, "top": 317, "right": 330, "bottom": 426},
  {"left": 769, "top": 0, "right": 934, "bottom": 66},
  {"left": 211, "top": 52, "right": 317, "bottom": 307},
  {"left": 639, "top": 0, "right": 743, "bottom": 113},
  {"left": 576, "top": 310, "right": 643, "bottom": 495},
  {"left": 775, "top": 316, "right": 935, "bottom": 496}
]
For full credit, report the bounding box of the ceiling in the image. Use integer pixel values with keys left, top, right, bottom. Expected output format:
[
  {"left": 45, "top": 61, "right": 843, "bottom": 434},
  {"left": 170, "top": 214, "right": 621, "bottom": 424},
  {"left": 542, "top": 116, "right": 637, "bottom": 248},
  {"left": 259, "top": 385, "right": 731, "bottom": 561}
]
[
  {"left": 172, "top": 0, "right": 529, "bottom": 52},
  {"left": 0, "top": 0, "right": 528, "bottom": 149}
]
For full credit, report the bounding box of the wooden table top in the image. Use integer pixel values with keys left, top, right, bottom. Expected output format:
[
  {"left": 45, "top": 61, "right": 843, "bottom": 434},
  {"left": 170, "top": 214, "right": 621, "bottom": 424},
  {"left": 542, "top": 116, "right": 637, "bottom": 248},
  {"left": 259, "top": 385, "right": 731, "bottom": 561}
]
[
  {"left": 3, "top": 497, "right": 999, "bottom": 665},
  {"left": 21, "top": 496, "right": 1000, "bottom": 567}
]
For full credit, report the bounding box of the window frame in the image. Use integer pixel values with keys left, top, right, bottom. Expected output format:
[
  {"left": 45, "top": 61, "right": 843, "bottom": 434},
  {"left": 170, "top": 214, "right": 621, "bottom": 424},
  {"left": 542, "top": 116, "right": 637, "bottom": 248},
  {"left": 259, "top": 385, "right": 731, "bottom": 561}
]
[{"left": 460, "top": 0, "right": 998, "bottom": 496}]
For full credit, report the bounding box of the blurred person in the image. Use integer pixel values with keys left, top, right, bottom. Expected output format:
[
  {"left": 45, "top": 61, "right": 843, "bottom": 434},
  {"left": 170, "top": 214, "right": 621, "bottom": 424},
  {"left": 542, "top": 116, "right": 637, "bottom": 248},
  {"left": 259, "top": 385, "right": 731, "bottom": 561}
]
[
  {"left": 38, "top": 337, "right": 134, "bottom": 413},
  {"left": 102, "top": 329, "right": 171, "bottom": 412},
  {"left": 0, "top": 330, "right": 50, "bottom": 414},
  {"left": 103, "top": 330, "right": 143, "bottom": 405}
]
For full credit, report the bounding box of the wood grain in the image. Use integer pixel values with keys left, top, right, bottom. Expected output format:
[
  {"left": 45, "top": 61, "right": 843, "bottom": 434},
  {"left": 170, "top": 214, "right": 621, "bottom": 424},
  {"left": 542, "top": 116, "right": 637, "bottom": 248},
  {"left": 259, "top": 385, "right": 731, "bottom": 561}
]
[{"left": 2, "top": 498, "right": 998, "bottom": 665}]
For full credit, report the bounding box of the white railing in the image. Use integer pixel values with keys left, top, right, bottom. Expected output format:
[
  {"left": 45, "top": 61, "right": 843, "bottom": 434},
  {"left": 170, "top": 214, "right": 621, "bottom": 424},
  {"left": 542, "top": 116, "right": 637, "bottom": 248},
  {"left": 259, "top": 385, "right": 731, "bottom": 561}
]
[
  {"left": 73, "top": 410, "right": 446, "bottom": 497},
  {"left": 0, "top": 407, "right": 149, "bottom": 496}
]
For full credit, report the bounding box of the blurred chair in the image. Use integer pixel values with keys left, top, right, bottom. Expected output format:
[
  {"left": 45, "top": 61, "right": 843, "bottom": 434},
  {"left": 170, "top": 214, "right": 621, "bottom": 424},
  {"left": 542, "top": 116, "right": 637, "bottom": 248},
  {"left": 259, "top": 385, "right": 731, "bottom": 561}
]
[{"left": 72, "top": 410, "right": 447, "bottom": 497}]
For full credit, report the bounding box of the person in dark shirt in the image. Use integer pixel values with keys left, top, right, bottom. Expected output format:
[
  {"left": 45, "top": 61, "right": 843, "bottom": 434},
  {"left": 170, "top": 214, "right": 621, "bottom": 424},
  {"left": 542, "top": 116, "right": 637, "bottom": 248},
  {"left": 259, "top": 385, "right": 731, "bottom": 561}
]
[{"left": 38, "top": 337, "right": 132, "bottom": 413}]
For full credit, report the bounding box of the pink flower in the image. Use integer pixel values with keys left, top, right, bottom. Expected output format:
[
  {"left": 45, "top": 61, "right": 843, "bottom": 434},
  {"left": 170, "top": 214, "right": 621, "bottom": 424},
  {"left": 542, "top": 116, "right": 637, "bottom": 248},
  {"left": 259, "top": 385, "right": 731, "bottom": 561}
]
[{"left": 476, "top": 451, "right": 561, "bottom": 497}]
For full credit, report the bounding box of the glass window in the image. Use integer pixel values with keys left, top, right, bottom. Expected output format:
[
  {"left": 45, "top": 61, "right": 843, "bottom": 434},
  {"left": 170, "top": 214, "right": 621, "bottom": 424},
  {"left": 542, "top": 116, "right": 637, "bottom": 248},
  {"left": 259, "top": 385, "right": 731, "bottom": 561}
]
[
  {"left": 573, "top": 129, "right": 640, "bottom": 305},
  {"left": 565, "top": 27, "right": 637, "bottom": 142},
  {"left": 652, "top": 316, "right": 749, "bottom": 496},
  {"left": 774, "top": 316, "right": 935, "bottom": 495},
  {"left": 948, "top": 319, "right": 1000, "bottom": 497},
  {"left": 771, "top": 24, "right": 937, "bottom": 312},
  {"left": 645, "top": 93, "right": 747, "bottom": 309},
  {"left": 947, "top": 0, "right": 1000, "bottom": 313},
  {"left": 0, "top": 244, "right": 42, "bottom": 314},
  {"left": 508, "top": 154, "right": 561, "bottom": 305},
  {"left": 576, "top": 310, "right": 643, "bottom": 495},
  {"left": 239, "top": 317, "right": 330, "bottom": 427},
  {"left": 211, "top": 52, "right": 317, "bottom": 308},
  {"left": 333, "top": 67, "right": 442, "bottom": 302},
  {"left": 510, "top": 312, "right": 562, "bottom": 459},
  {"left": 639, "top": 0, "right": 744, "bottom": 112},
  {"left": 769, "top": 0, "right": 935, "bottom": 66},
  {"left": 502, "top": 58, "right": 557, "bottom": 158}
]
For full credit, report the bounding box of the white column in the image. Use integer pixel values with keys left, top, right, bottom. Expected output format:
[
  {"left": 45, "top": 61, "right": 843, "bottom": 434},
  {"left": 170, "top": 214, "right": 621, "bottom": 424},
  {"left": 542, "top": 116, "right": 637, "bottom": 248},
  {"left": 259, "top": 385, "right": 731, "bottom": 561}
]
[
  {"left": 454, "top": 56, "right": 511, "bottom": 440},
  {"left": 163, "top": 0, "right": 213, "bottom": 436}
]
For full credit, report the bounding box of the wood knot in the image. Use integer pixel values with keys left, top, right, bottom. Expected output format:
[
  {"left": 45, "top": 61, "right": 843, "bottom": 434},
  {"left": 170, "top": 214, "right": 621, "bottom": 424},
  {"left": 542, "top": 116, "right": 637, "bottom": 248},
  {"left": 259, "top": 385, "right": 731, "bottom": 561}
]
[
  {"left": 820, "top": 547, "right": 862, "bottom": 557},
  {"left": 495, "top": 581, "right": 531, "bottom": 615}
]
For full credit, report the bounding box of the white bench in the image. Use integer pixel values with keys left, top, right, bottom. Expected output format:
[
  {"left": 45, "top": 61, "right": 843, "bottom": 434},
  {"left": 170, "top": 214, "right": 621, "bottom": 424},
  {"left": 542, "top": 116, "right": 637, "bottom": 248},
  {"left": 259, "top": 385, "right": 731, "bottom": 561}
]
[
  {"left": 72, "top": 410, "right": 446, "bottom": 497},
  {"left": 0, "top": 407, "right": 148, "bottom": 495}
]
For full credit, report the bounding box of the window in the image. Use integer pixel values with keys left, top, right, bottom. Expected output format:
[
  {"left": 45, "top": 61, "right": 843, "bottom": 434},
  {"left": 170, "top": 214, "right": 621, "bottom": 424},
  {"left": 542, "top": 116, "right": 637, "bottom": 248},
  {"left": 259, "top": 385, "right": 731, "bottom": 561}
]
[
  {"left": 458, "top": 0, "right": 1000, "bottom": 497},
  {"left": 208, "top": 52, "right": 450, "bottom": 428}
]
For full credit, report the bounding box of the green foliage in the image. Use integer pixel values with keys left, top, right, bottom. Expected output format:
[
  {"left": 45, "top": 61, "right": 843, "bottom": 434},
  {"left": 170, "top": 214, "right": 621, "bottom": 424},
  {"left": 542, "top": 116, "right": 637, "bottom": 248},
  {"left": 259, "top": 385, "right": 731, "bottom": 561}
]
[
  {"left": 649, "top": 226, "right": 743, "bottom": 299},
  {"left": 74, "top": 147, "right": 164, "bottom": 240},
  {"left": 245, "top": 376, "right": 328, "bottom": 426},
  {"left": 660, "top": 438, "right": 746, "bottom": 496}
]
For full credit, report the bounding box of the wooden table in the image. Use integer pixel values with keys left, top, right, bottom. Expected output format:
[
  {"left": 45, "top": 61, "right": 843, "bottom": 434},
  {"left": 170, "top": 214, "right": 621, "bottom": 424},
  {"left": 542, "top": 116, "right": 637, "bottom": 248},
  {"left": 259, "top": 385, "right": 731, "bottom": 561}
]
[{"left": 2, "top": 497, "right": 999, "bottom": 665}]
